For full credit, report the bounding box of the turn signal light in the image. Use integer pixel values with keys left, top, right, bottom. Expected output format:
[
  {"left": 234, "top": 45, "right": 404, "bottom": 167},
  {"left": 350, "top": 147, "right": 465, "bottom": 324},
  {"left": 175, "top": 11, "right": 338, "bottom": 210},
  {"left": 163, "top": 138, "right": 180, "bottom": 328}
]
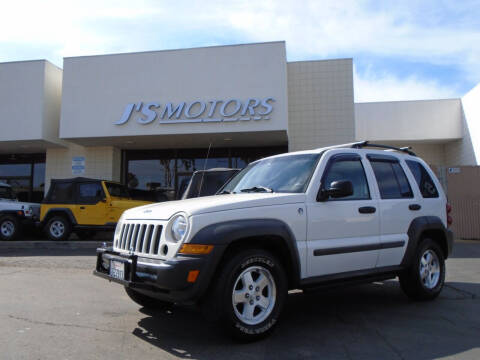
[{"left": 179, "top": 244, "right": 214, "bottom": 255}]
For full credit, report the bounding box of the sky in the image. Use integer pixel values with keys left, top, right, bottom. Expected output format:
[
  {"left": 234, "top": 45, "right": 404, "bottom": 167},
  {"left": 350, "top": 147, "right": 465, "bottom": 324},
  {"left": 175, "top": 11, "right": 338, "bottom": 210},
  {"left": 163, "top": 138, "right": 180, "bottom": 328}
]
[{"left": 1, "top": 0, "right": 479, "bottom": 102}]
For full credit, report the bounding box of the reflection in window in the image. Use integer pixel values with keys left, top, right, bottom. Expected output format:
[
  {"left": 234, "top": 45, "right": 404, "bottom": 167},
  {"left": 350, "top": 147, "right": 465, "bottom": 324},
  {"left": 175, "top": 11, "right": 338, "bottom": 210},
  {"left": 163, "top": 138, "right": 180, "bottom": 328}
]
[
  {"left": 177, "top": 158, "right": 229, "bottom": 172},
  {"left": 127, "top": 160, "right": 174, "bottom": 190}
]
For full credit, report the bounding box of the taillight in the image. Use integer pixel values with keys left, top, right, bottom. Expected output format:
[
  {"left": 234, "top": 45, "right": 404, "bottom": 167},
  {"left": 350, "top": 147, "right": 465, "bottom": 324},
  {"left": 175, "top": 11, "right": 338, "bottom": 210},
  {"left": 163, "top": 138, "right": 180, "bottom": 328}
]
[{"left": 446, "top": 203, "right": 452, "bottom": 227}]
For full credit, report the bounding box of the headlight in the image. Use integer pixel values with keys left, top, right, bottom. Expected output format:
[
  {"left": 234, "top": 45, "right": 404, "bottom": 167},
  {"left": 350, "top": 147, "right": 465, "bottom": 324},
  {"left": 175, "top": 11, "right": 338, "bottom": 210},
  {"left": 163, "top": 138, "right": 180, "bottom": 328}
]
[{"left": 170, "top": 214, "right": 188, "bottom": 242}]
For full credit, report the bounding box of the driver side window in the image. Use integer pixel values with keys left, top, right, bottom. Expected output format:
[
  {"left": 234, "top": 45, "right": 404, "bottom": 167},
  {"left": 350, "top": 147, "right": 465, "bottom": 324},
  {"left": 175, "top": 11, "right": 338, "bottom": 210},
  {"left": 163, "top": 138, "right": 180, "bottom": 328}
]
[{"left": 322, "top": 156, "right": 370, "bottom": 200}]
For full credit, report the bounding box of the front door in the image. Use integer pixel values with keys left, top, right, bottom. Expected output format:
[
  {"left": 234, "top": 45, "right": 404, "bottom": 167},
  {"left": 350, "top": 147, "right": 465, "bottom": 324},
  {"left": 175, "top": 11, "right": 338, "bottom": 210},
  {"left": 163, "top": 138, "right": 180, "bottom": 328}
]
[
  {"left": 306, "top": 153, "right": 380, "bottom": 278},
  {"left": 75, "top": 182, "right": 108, "bottom": 225}
]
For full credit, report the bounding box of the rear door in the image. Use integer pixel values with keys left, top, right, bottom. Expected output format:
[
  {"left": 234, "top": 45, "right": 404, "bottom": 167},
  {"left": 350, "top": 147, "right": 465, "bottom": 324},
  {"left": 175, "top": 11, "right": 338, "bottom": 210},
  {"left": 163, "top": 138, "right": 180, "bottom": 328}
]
[
  {"left": 306, "top": 153, "right": 380, "bottom": 277},
  {"left": 366, "top": 154, "right": 417, "bottom": 267}
]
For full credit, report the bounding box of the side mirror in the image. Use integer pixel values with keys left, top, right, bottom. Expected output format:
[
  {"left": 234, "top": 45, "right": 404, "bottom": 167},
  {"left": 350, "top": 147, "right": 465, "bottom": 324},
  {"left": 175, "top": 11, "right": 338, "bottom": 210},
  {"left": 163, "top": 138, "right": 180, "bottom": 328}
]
[{"left": 317, "top": 180, "right": 353, "bottom": 201}]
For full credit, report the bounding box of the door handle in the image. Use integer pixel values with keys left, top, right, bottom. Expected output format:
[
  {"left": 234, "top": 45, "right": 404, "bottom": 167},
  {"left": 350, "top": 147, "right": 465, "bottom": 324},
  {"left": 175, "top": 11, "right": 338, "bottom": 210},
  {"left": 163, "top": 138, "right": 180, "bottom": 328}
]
[
  {"left": 80, "top": 206, "right": 85, "bottom": 210},
  {"left": 409, "top": 204, "right": 421, "bottom": 211},
  {"left": 359, "top": 206, "right": 376, "bottom": 214}
]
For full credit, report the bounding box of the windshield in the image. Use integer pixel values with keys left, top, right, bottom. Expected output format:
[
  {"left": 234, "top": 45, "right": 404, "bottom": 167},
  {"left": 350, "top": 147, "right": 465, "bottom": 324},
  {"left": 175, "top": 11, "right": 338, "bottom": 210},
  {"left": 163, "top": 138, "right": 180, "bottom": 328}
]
[
  {"left": 222, "top": 154, "right": 320, "bottom": 194},
  {"left": 0, "top": 186, "right": 16, "bottom": 200},
  {"left": 105, "top": 182, "right": 130, "bottom": 198}
]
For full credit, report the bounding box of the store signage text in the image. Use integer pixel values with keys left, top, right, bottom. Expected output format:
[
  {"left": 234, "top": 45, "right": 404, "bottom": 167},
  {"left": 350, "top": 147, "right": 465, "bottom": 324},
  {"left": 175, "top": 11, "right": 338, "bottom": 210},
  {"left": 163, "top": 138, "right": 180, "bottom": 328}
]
[{"left": 114, "top": 97, "right": 275, "bottom": 125}]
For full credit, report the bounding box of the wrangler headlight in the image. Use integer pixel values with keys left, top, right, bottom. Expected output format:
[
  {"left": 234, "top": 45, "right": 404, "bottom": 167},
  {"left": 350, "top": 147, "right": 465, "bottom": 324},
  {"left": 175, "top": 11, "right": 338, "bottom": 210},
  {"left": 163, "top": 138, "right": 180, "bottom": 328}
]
[{"left": 170, "top": 214, "right": 188, "bottom": 242}]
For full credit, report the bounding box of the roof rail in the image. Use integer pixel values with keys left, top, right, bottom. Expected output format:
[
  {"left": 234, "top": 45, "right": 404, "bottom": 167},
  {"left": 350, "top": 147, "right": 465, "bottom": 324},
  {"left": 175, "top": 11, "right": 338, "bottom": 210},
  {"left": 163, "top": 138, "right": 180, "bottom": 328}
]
[{"left": 351, "top": 141, "right": 416, "bottom": 156}]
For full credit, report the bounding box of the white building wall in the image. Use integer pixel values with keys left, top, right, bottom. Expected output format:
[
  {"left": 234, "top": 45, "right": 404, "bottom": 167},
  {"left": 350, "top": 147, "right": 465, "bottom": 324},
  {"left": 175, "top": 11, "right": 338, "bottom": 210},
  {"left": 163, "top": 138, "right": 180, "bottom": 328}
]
[
  {"left": 42, "top": 61, "right": 63, "bottom": 144},
  {"left": 355, "top": 99, "right": 462, "bottom": 142},
  {"left": 59, "top": 42, "right": 288, "bottom": 144},
  {"left": 0, "top": 61, "right": 45, "bottom": 141},
  {"left": 446, "top": 83, "right": 480, "bottom": 165},
  {"left": 287, "top": 59, "right": 355, "bottom": 151}
]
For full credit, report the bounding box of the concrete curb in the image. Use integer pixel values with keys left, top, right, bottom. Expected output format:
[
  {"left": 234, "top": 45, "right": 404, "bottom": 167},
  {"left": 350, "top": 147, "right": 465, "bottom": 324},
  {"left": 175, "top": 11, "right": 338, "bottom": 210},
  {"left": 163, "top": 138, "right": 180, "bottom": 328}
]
[{"left": 0, "top": 241, "right": 113, "bottom": 250}]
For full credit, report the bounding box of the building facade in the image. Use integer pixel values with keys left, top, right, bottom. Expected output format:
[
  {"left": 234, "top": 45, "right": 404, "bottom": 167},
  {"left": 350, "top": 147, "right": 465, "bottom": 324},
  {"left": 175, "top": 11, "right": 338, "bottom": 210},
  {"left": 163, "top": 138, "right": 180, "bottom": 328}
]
[{"left": 0, "top": 41, "right": 478, "bottom": 201}]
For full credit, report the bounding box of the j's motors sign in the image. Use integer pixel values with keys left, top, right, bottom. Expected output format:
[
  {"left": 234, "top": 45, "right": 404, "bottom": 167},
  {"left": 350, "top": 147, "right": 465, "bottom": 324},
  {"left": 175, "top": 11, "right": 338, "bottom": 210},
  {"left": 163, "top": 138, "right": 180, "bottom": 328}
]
[{"left": 115, "top": 97, "right": 275, "bottom": 125}]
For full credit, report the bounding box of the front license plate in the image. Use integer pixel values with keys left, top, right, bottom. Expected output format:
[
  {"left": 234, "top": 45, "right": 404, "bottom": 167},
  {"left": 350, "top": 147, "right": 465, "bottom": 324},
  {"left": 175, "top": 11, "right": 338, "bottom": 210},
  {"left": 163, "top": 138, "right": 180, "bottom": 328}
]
[{"left": 110, "top": 260, "right": 125, "bottom": 280}]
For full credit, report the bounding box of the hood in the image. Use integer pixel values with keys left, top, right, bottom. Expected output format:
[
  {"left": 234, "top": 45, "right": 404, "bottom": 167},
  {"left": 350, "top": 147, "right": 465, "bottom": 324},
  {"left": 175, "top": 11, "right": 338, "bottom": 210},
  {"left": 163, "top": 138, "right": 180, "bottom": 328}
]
[
  {"left": 110, "top": 199, "right": 152, "bottom": 208},
  {"left": 123, "top": 193, "right": 306, "bottom": 220},
  {"left": 0, "top": 199, "right": 40, "bottom": 208}
]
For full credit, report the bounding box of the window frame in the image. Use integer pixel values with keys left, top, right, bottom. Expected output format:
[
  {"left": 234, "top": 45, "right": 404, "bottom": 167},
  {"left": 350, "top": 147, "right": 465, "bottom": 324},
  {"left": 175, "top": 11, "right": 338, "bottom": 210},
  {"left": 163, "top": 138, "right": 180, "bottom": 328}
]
[
  {"left": 405, "top": 160, "right": 439, "bottom": 199},
  {"left": 367, "top": 154, "right": 414, "bottom": 200},
  {"left": 319, "top": 153, "right": 372, "bottom": 202},
  {"left": 76, "top": 181, "right": 106, "bottom": 205}
]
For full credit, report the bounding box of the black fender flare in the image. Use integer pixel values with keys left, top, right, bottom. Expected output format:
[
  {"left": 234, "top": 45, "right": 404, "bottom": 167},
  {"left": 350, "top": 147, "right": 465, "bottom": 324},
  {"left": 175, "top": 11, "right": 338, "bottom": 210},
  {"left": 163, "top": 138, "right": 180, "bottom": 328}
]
[
  {"left": 189, "top": 218, "right": 302, "bottom": 287},
  {"left": 401, "top": 216, "right": 453, "bottom": 267},
  {"left": 42, "top": 208, "right": 77, "bottom": 226}
]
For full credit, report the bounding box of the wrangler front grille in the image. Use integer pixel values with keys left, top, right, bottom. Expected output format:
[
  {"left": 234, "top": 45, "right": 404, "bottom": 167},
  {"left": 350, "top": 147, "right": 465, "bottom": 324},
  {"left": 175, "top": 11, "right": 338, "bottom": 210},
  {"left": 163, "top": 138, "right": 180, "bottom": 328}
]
[{"left": 115, "top": 223, "right": 163, "bottom": 256}]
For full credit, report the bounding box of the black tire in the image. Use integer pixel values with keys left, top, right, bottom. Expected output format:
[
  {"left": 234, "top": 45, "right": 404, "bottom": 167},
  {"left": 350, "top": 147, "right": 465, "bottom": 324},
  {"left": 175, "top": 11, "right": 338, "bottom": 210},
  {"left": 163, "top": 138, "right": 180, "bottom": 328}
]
[
  {"left": 209, "top": 249, "right": 287, "bottom": 341},
  {"left": 124, "top": 287, "right": 172, "bottom": 309},
  {"left": 399, "top": 238, "right": 445, "bottom": 301},
  {"left": 45, "top": 216, "right": 72, "bottom": 241},
  {"left": 0, "top": 215, "right": 20, "bottom": 241},
  {"left": 75, "top": 230, "right": 96, "bottom": 240}
]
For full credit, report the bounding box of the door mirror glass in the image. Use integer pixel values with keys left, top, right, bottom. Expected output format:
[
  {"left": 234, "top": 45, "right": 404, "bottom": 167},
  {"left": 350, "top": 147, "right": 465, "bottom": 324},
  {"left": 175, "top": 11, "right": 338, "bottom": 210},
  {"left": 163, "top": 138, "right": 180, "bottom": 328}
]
[{"left": 318, "top": 180, "right": 353, "bottom": 201}]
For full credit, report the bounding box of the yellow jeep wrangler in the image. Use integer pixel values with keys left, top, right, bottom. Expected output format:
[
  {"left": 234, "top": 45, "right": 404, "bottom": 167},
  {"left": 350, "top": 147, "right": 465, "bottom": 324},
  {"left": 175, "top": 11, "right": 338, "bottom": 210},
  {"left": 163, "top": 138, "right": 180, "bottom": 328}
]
[{"left": 40, "top": 177, "right": 151, "bottom": 240}]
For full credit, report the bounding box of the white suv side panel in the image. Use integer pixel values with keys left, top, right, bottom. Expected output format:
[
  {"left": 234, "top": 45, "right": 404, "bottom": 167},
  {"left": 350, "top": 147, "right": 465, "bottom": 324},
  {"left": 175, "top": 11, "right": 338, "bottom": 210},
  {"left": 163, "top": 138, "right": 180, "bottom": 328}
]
[
  {"left": 189, "top": 201, "right": 308, "bottom": 278},
  {"left": 304, "top": 150, "right": 381, "bottom": 277}
]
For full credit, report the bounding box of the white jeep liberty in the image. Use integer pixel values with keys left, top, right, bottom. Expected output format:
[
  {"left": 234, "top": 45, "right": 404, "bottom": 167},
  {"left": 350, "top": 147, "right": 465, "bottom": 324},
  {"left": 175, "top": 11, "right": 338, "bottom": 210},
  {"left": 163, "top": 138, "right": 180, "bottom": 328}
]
[{"left": 94, "top": 142, "right": 453, "bottom": 341}]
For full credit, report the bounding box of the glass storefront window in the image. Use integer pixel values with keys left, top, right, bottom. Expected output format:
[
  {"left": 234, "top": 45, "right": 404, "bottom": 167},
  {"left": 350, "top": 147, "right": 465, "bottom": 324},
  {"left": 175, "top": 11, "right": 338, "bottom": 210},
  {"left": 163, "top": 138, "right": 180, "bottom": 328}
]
[
  {"left": 177, "top": 157, "right": 230, "bottom": 172},
  {"left": 127, "top": 159, "right": 174, "bottom": 190},
  {"left": 124, "top": 147, "right": 287, "bottom": 201},
  {"left": 0, "top": 154, "right": 46, "bottom": 202}
]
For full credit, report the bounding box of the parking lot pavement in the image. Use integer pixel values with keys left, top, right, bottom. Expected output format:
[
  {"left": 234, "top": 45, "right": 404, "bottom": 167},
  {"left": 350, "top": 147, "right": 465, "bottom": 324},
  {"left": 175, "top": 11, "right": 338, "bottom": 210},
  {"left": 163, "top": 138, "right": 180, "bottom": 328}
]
[{"left": 0, "top": 241, "right": 479, "bottom": 360}]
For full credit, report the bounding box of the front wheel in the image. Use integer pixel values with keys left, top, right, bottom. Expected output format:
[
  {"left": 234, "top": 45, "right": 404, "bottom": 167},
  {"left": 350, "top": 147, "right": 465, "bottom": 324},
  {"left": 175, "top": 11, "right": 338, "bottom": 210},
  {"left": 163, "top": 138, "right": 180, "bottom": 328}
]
[
  {"left": 0, "top": 216, "right": 20, "bottom": 240},
  {"left": 399, "top": 238, "right": 445, "bottom": 301},
  {"left": 211, "top": 249, "right": 287, "bottom": 341}
]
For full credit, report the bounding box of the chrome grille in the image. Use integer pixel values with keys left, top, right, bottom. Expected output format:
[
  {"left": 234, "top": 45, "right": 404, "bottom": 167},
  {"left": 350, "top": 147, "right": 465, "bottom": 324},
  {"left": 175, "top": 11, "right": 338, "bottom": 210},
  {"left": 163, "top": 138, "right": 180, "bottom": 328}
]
[{"left": 115, "top": 222, "right": 163, "bottom": 256}]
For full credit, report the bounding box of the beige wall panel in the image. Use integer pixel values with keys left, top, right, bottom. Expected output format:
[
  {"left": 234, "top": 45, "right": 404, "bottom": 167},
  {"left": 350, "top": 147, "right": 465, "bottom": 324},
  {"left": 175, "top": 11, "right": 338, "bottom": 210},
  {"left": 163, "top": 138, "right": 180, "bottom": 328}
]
[{"left": 288, "top": 59, "right": 355, "bottom": 151}]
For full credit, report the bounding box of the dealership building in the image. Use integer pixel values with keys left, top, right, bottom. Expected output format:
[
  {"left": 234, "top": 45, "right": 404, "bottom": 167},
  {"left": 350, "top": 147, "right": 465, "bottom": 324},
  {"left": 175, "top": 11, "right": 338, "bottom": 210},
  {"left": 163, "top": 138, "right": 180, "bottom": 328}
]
[{"left": 0, "top": 41, "right": 479, "bottom": 202}]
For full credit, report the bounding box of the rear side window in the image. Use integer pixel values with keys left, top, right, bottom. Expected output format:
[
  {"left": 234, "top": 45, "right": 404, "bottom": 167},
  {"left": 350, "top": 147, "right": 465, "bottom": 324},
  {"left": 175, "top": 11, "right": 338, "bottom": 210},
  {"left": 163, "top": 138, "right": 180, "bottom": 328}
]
[
  {"left": 50, "top": 183, "right": 74, "bottom": 202},
  {"left": 370, "top": 160, "right": 413, "bottom": 199},
  {"left": 406, "top": 160, "right": 439, "bottom": 198}
]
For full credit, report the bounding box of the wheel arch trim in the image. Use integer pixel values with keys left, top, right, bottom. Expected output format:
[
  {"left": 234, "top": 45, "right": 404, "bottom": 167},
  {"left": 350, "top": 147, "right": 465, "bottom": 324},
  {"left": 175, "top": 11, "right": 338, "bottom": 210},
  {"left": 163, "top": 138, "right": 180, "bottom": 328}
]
[
  {"left": 402, "top": 216, "right": 453, "bottom": 267},
  {"left": 188, "top": 218, "right": 302, "bottom": 287},
  {"left": 43, "top": 208, "right": 77, "bottom": 225}
]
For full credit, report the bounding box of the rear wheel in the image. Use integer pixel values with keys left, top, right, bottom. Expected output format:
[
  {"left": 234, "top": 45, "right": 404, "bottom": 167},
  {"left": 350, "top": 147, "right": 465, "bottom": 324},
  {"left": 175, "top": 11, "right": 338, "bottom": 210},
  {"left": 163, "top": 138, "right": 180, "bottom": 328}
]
[
  {"left": 124, "top": 287, "right": 172, "bottom": 309},
  {"left": 209, "top": 249, "right": 287, "bottom": 341},
  {"left": 45, "top": 216, "right": 72, "bottom": 241},
  {"left": 399, "top": 238, "right": 445, "bottom": 301},
  {"left": 0, "top": 216, "right": 20, "bottom": 240}
]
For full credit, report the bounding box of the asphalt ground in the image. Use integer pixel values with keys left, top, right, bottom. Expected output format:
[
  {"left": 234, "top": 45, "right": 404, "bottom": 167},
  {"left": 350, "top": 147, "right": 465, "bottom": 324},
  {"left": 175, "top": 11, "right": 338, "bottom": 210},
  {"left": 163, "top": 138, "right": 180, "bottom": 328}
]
[{"left": 0, "top": 240, "right": 479, "bottom": 360}]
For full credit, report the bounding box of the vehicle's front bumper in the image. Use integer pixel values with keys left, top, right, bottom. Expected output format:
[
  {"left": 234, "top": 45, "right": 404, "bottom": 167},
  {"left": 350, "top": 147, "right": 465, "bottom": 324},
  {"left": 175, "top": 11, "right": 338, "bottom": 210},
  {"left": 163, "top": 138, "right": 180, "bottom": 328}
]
[{"left": 93, "top": 246, "right": 223, "bottom": 304}]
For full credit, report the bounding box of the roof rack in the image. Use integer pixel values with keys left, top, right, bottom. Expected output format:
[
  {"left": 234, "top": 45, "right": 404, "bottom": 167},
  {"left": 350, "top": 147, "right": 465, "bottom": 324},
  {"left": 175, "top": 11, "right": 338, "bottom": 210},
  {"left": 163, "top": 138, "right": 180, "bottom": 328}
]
[{"left": 350, "top": 141, "right": 417, "bottom": 156}]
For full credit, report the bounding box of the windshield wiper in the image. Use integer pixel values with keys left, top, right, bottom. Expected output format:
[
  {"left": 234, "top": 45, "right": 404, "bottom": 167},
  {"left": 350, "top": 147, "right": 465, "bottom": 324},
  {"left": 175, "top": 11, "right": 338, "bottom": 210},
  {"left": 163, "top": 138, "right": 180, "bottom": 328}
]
[
  {"left": 219, "top": 190, "right": 234, "bottom": 194},
  {"left": 240, "top": 186, "right": 274, "bottom": 193}
]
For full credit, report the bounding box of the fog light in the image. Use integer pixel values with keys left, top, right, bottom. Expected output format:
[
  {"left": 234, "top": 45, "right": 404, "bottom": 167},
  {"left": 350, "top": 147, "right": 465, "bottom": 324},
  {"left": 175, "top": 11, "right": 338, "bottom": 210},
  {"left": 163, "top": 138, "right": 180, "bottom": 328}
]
[{"left": 101, "top": 255, "right": 110, "bottom": 272}]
